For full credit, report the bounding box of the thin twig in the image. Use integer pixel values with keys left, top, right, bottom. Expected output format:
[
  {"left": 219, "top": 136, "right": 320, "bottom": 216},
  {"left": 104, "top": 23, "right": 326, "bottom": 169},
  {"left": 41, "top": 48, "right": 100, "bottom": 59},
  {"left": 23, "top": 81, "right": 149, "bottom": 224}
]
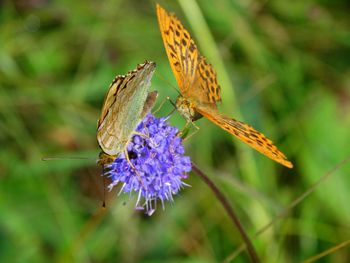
[
  {"left": 191, "top": 162, "right": 260, "bottom": 263},
  {"left": 303, "top": 239, "right": 350, "bottom": 263},
  {"left": 224, "top": 155, "right": 350, "bottom": 262}
]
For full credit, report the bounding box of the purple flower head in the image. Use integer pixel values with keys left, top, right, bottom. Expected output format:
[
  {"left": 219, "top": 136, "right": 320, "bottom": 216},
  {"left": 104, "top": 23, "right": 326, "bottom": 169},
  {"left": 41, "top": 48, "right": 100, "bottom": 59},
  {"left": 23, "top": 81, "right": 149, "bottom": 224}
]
[{"left": 104, "top": 113, "right": 191, "bottom": 216}]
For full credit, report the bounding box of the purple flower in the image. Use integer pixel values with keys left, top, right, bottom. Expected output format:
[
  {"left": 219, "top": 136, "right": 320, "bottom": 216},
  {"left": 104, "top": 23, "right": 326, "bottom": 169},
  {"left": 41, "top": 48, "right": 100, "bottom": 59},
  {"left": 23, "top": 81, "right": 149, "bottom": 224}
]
[{"left": 104, "top": 114, "right": 191, "bottom": 216}]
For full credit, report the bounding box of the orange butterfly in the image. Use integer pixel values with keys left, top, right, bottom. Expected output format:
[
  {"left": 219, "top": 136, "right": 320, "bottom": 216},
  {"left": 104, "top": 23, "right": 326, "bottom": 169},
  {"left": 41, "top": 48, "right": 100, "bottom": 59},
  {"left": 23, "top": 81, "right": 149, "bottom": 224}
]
[{"left": 156, "top": 4, "right": 293, "bottom": 168}]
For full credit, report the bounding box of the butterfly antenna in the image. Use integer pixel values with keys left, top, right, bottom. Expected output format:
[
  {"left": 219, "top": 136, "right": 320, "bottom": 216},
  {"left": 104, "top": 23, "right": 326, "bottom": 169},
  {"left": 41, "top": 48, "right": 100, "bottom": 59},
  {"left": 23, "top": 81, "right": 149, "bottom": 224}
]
[
  {"left": 165, "top": 98, "right": 177, "bottom": 116},
  {"left": 41, "top": 156, "right": 93, "bottom": 161},
  {"left": 155, "top": 71, "right": 181, "bottom": 96},
  {"left": 167, "top": 96, "right": 176, "bottom": 108}
]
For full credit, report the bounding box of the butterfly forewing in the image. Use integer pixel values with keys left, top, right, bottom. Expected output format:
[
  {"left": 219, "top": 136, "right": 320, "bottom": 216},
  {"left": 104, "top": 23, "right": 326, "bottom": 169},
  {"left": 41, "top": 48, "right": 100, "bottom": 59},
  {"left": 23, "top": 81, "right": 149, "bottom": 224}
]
[
  {"left": 97, "top": 61, "right": 156, "bottom": 156},
  {"left": 157, "top": 4, "right": 199, "bottom": 95},
  {"left": 157, "top": 4, "right": 221, "bottom": 106}
]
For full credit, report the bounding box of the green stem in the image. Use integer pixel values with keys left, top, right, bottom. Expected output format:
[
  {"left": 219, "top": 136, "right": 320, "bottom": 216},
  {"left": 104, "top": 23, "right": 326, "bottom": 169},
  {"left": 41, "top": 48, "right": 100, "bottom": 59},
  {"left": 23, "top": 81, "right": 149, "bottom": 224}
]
[{"left": 192, "top": 162, "right": 260, "bottom": 263}]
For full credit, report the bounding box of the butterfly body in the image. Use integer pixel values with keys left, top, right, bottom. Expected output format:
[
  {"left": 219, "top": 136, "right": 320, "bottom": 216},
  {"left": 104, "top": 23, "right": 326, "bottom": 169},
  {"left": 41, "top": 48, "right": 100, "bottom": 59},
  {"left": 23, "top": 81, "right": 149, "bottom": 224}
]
[
  {"left": 157, "top": 4, "right": 293, "bottom": 168},
  {"left": 97, "top": 61, "right": 157, "bottom": 165},
  {"left": 176, "top": 96, "right": 202, "bottom": 122}
]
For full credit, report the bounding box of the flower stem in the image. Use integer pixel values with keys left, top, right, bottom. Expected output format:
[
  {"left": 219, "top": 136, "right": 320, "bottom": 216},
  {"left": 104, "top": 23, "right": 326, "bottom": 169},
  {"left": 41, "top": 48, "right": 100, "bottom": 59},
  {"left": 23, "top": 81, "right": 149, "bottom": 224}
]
[{"left": 191, "top": 162, "right": 260, "bottom": 263}]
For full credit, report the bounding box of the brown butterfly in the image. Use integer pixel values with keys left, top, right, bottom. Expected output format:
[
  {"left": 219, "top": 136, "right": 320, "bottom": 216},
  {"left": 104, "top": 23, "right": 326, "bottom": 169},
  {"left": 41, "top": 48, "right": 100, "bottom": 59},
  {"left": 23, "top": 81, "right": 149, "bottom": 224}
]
[
  {"left": 97, "top": 61, "right": 157, "bottom": 166},
  {"left": 156, "top": 4, "right": 293, "bottom": 168}
]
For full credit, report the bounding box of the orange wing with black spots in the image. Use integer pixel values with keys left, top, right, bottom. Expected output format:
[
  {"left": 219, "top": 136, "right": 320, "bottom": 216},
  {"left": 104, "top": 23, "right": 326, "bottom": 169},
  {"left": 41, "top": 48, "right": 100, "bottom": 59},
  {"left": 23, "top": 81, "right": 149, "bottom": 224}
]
[
  {"left": 156, "top": 4, "right": 221, "bottom": 105},
  {"left": 193, "top": 56, "right": 221, "bottom": 104},
  {"left": 195, "top": 104, "right": 293, "bottom": 168}
]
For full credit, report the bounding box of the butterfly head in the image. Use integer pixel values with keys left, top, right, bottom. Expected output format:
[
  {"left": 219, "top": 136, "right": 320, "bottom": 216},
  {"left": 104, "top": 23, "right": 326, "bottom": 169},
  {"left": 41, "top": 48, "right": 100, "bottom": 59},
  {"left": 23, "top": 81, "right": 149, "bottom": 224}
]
[
  {"left": 175, "top": 96, "right": 202, "bottom": 122},
  {"left": 97, "top": 151, "right": 117, "bottom": 166}
]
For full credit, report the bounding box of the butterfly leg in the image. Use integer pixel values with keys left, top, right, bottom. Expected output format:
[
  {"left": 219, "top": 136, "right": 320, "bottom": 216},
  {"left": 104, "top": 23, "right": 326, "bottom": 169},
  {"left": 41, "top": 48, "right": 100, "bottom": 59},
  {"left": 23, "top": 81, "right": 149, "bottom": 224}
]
[
  {"left": 176, "top": 120, "right": 200, "bottom": 141},
  {"left": 132, "top": 131, "right": 149, "bottom": 139},
  {"left": 181, "top": 121, "right": 200, "bottom": 142},
  {"left": 162, "top": 96, "right": 179, "bottom": 118},
  {"left": 152, "top": 96, "right": 178, "bottom": 119},
  {"left": 123, "top": 148, "right": 146, "bottom": 189},
  {"left": 152, "top": 96, "right": 170, "bottom": 115}
]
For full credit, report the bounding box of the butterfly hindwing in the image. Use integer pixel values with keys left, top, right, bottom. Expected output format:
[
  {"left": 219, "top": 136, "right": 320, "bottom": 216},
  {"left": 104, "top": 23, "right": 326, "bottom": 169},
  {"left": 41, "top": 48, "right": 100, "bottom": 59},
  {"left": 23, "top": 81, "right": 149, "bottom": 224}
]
[
  {"left": 97, "top": 61, "right": 156, "bottom": 156},
  {"left": 195, "top": 104, "right": 293, "bottom": 168},
  {"left": 141, "top": 91, "right": 158, "bottom": 118},
  {"left": 193, "top": 56, "right": 221, "bottom": 105}
]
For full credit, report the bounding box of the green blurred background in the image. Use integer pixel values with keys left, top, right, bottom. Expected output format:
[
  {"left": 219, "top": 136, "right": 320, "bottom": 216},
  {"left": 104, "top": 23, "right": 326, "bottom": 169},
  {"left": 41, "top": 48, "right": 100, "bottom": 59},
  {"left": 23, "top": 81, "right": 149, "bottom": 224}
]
[{"left": 1, "top": 0, "right": 349, "bottom": 262}]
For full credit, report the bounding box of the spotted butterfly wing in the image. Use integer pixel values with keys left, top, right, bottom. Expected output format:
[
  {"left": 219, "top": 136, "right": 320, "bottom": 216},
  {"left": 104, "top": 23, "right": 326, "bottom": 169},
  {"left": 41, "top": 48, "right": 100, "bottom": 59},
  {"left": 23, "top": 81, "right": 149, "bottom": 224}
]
[
  {"left": 195, "top": 104, "right": 293, "bottom": 168},
  {"left": 157, "top": 4, "right": 293, "bottom": 168},
  {"left": 156, "top": 4, "right": 221, "bottom": 106},
  {"left": 97, "top": 61, "right": 157, "bottom": 163}
]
